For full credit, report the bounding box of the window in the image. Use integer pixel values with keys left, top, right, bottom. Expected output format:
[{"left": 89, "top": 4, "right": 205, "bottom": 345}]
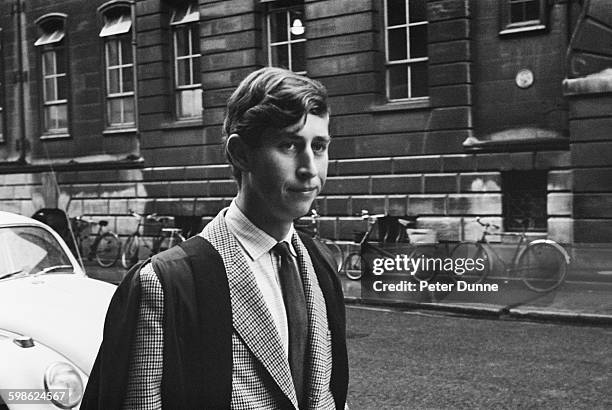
[
  {"left": 265, "top": 2, "right": 306, "bottom": 74},
  {"left": 500, "top": 0, "right": 547, "bottom": 35},
  {"left": 384, "top": 0, "right": 428, "bottom": 101},
  {"left": 171, "top": 2, "right": 202, "bottom": 119},
  {"left": 100, "top": 5, "right": 135, "bottom": 128},
  {"left": 0, "top": 28, "right": 4, "bottom": 143},
  {"left": 35, "top": 16, "right": 68, "bottom": 135},
  {"left": 502, "top": 171, "right": 547, "bottom": 232}
]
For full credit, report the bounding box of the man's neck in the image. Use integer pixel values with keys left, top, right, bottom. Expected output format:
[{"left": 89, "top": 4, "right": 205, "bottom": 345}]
[{"left": 234, "top": 195, "right": 291, "bottom": 241}]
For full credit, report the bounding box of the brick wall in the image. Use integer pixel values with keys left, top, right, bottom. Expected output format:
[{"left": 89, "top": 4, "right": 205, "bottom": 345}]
[{"left": 0, "top": 0, "right": 606, "bottom": 249}]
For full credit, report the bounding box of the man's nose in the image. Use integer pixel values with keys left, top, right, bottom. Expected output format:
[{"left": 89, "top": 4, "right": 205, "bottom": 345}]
[{"left": 296, "top": 148, "right": 317, "bottom": 179}]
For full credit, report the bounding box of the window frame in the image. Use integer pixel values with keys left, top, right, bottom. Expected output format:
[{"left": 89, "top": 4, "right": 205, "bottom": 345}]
[
  {"left": 265, "top": 2, "right": 307, "bottom": 75},
  {"left": 170, "top": 2, "right": 202, "bottom": 121},
  {"left": 383, "top": 0, "right": 429, "bottom": 102},
  {"left": 499, "top": 0, "right": 548, "bottom": 35},
  {"left": 99, "top": 2, "right": 137, "bottom": 131},
  {"left": 34, "top": 14, "right": 70, "bottom": 138}
]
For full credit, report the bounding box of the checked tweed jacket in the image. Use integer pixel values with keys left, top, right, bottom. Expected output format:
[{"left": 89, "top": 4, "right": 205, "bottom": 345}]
[{"left": 123, "top": 210, "right": 342, "bottom": 409}]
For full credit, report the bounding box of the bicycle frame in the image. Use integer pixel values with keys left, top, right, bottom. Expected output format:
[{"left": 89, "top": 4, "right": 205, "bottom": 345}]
[
  {"left": 87, "top": 223, "right": 108, "bottom": 256},
  {"left": 127, "top": 211, "right": 185, "bottom": 255},
  {"left": 478, "top": 231, "right": 529, "bottom": 275},
  {"left": 476, "top": 221, "right": 570, "bottom": 277}
]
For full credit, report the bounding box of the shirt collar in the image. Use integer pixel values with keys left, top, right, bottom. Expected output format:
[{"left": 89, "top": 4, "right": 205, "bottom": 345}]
[{"left": 225, "top": 200, "right": 297, "bottom": 261}]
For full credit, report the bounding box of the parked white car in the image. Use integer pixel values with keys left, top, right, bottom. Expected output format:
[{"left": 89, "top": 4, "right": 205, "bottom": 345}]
[{"left": 0, "top": 211, "right": 115, "bottom": 409}]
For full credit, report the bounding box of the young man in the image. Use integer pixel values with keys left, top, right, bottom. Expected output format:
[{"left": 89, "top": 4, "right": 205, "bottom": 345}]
[{"left": 83, "top": 67, "right": 348, "bottom": 409}]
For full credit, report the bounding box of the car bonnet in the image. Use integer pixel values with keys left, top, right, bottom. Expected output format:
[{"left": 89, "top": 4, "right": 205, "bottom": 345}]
[{"left": 0, "top": 274, "right": 115, "bottom": 374}]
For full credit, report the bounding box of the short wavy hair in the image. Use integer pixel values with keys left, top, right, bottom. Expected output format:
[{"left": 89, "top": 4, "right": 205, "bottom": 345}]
[{"left": 223, "top": 67, "right": 329, "bottom": 182}]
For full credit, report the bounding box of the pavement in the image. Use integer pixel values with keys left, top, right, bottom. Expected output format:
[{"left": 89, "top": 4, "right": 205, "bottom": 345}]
[{"left": 83, "top": 257, "right": 612, "bottom": 326}]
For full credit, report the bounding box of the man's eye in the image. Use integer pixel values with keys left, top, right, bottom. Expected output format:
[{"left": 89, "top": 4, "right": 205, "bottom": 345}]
[
  {"left": 312, "top": 142, "right": 328, "bottom": 153},
  {"left": 280, "top": 142, "right": 298, "bottom": 151}
]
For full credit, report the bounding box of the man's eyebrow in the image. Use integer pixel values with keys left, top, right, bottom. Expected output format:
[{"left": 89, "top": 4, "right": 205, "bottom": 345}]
[{"left": 272, "top": 131, "right": 331, "bottom": 144}]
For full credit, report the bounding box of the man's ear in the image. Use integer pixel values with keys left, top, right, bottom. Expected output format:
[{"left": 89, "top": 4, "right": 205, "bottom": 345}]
[{"left": 226, "top": 134, "right": 251, "bottom": 172}]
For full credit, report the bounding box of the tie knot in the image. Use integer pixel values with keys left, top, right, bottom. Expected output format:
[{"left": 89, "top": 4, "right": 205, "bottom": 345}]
[{"left": 273, "top": 241, "right": 292, "bottom": 258}]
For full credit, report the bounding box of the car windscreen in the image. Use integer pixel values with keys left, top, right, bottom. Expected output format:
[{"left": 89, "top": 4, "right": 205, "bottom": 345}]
[{"left": 0, "top": 226, "right": 73, "bottom": 279}]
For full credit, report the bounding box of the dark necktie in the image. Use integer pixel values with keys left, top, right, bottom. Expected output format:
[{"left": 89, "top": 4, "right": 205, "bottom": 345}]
[{"left": 273, "top": 241, "right": 308, "bottom": 406}]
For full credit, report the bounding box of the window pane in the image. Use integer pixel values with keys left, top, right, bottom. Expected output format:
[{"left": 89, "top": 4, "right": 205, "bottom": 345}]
[
  {"left": 388, "top": 28, "right": 407, "bottom": 61},
  {"left": 106, "top": 40, "right": 119, "bottom": 66},
  {"left": 289, "top": 10, "right": 305, "bottom": 40},
  {"left": 108, "top": 98, "right": 122, "bottom": 124},
  {"left": 410, "top": 61, "right": 428, "bottom": 97},
  {"left": 175, "top": 27, "right": 189, "bottom": 57},
  {"left": 387, "top": 0, "right": 406, "bottom": 26},
  {"left": 409, "top": 25, "right": 427, "bottom": 58},
  {"left": 121, "top": 36, "right": 132, "bottom": 64},
  {"left": 45, "top": 104, "right": 67, "bottom": 131},
  {"left": 177, "top": 88, "right": 202, "bottom": 118},
  {"left": 44, "top": 78, "right": 56, "bottom": 102},
  {"left": 177, "top": 59, "right": 189, "bottom": 86},
  {"left": 191, "top": 24, "right": 199, "bottom": 54},
  {"left": 292, "top": 41, "right": 306, "bottom": 73},
  {"left": 269, "top": 11, "right": 288, "bottom": 43},
  {"left": 270, "top": 44, "right": 289, "bottom": 70},
  {"left": 409, "top": 0, "right": 427, "bottom": 23},
  {"left": 123, "top": 97, "right": 134, "bottom": 124},
  {"left": 525, "top": 0, "right": 539, "bottom": 21},
  {"left": 56, "top": 104, "right": 68, "bottom": 129},
  {"left": 123, "top": 67, "right": 133, "bottom": 92},
  {"left": 388, "top": 64, "right": 408, "bottom": 99},
  {"left": 57, "top": 75, "right": 67, "bottom": 100},
  {"left": 108, "top": 68, "right": 120, "bottom": 94},
  {"left": 192, "top": 56, "right": 200, "bottom": 85},
  {"left": 55, "top": 48, "right": 66, "bottom": 74},
  {"left": 510, "top": 2, "right": 523, "bottom": 23},
  {"left": 44, "top": 106, "right": 53, "bottom": 130},
  {"left": 43, "top": 52, "right": 55, "bottom": 76}
]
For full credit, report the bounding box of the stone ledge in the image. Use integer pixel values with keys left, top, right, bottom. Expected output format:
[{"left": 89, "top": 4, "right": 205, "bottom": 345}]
[{"left": 563, "top": 68, "right": 612, "bottom": 96}]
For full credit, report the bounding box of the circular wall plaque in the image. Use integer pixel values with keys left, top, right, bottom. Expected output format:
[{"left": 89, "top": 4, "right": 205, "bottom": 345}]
[{"left": 515, "top": 69, "right": 534, "bottom": 89}]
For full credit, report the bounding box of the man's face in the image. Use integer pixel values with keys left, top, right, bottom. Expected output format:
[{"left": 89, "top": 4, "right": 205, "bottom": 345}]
[{"left": 241, "top": 113, "right": 330, "bottom": 230}]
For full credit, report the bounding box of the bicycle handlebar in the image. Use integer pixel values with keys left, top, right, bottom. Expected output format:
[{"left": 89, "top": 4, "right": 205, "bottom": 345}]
[
  {"left": 128, "top": 209, "right": 158, "bottom": 220},
  {"left": 476, "top": 217, "right": 500, "bottom": 231}
]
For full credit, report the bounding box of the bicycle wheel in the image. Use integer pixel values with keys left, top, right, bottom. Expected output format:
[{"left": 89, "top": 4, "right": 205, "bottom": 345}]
[
  {"left": 121, "top": 235, "right": 140, "bottom": 269},
  {"left": 517, "top": 242, "right": 568, "bottom": 292},
  {"left": 343, "top": 252, "right": 363, "bottom": 280},
  {"left": 95, "top": 232, "right": 121, "bottom": 268},
  {"left": 407, "top": 246, "right": 437, "bottom": 283},
  {"left": 320, "top": 239, "right": 344, "bottom": 272},
  {"left": 449, "top": 242, "right": 490, "bottom": 284}
]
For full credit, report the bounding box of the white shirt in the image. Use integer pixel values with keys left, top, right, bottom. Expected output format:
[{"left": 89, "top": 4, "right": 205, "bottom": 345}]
[{"left": 211, "top": 200, "right": 297, "bottom": 356}]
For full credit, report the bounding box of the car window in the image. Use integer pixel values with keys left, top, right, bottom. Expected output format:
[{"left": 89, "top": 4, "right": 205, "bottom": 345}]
[{"left": 0, "top": 226, "right": 73, "bottom": 279}]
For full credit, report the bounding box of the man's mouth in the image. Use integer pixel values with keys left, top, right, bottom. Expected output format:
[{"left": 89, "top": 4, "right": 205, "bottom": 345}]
[{"left": 288, "top": 187, "right": 318, "bottom": 193}]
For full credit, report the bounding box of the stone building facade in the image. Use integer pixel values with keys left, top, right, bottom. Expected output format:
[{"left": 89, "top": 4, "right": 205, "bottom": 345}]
[{"left": 0, "top": 0, "right": 610, "bottom": 261}]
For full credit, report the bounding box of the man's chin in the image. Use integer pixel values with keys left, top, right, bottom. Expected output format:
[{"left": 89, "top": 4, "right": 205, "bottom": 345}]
[{"left": 287, "top": 202, "right": 316, "bottom": 220}]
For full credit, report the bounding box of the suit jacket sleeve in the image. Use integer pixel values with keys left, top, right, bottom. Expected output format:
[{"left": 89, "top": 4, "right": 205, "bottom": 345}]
[{"left": 122, "top": 263, "right": 165, "bottom": 410}]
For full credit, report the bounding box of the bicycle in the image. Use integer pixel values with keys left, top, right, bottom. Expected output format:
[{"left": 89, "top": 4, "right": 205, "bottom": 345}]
[
  {"left": 296, "top": 209, "right": 345, "bottom": 272},
  {"left": 121, "top": 210, "right": 186, "bottom": 269},
  {"left": 450, "top": 217, "right": 570, "bottom": 292},
  {"left": 70, "top": 216, "right": 121, "bottom": 268},
  {"left": 343, "top": 211, "right": 434, "bottom": 282}
]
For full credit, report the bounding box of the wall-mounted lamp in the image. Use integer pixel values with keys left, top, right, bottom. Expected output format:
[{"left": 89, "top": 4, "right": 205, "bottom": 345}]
[{"left": 290, "top": 18, "right": 304, "bottom": 36}]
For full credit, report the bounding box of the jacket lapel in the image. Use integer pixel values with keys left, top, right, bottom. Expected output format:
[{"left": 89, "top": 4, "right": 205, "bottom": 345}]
[
  {"left": 202, "top": 211, "right": 298, "bottom": 407},
  {"left": 292, "top": 233, "right": 331, "bottom": 407}
]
